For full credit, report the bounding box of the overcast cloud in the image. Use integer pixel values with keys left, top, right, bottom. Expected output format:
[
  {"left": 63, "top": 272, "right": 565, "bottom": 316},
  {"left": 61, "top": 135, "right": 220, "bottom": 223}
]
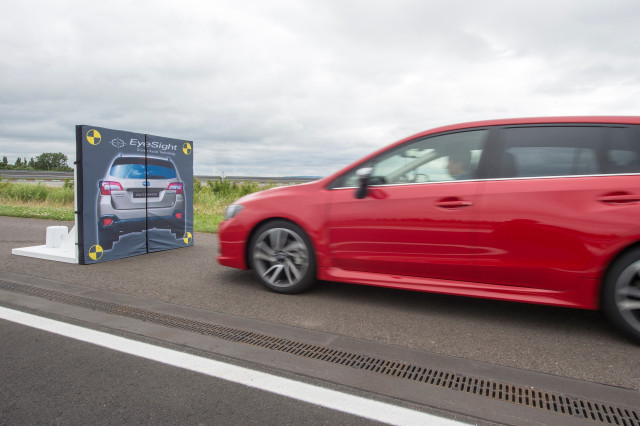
[{"left": 1, "top": 0, "right": 639, "bottom": 176}]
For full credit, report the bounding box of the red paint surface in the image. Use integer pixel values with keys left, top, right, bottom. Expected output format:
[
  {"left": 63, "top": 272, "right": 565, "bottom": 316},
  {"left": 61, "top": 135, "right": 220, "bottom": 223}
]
[{"left": 217, "top": 117, "right": 640, "bottom": 310}]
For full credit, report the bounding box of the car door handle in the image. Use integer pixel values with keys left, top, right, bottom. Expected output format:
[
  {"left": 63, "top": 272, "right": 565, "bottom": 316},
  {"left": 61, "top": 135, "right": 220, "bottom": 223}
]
[
  {"left": 436, "top": 198, "right": 473, "bottom": 208},
  {"left": 597, "top": 194, "right": 640, "bottom": 204}
]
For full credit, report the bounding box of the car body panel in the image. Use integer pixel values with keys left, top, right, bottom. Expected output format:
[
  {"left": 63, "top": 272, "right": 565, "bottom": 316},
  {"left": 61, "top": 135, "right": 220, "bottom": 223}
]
[
  {"left": 474, "top": 176, "right": 640, "bottom": 293},
  {"left": 218, "top": 182, "right": 331, "bottom": 269},
  {"left": 326, "top": 181, "right": 481, "bottom": 282},
  {"left": 217, "top": 116, "right": 640, "bottom": 311},
  {"left": 318, "top": 266, "right": 599, "bottom": 309}
]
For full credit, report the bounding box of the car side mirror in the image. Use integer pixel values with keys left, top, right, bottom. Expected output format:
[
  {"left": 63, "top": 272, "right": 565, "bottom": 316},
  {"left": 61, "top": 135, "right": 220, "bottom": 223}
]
[{"left": 355, "top": 167, "right": 372, "bottom": 199}]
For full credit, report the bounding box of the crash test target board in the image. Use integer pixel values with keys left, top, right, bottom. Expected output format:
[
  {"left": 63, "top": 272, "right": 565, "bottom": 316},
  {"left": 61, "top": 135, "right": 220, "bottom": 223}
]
[{"left": 76, "top": 125, "right": 194, "bottom": 264}]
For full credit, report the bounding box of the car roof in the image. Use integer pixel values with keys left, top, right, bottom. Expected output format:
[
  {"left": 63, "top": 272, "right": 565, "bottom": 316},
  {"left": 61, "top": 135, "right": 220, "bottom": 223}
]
[
  {"left": 112, "top": 156, "right": 174, "bottom": 167},
  {"left": 419, "top": 116, "right": 640, "bottom": 137},
  {"left": 322, "top": 116, "right": 640, "bottom": 185}
]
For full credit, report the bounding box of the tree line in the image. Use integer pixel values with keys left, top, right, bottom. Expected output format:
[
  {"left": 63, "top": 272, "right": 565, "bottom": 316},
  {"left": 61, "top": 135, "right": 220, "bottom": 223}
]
[{"left": 0, "top": 152, "right": 73, "bottom": 171}]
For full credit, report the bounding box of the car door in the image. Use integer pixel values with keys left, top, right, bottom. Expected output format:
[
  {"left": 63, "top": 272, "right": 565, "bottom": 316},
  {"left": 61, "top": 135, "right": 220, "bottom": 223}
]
[
  {"left": 474, "top": 125, "right": 640, "bottom": 293},
  {"left": 326, "top": 129, "right": 489, "bottom": 283}
]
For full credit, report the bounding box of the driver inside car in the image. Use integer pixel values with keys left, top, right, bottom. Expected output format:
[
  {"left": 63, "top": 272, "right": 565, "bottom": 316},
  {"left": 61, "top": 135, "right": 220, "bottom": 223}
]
[{"left": 447, "top": 148, "right": 472, "bottom": 180}]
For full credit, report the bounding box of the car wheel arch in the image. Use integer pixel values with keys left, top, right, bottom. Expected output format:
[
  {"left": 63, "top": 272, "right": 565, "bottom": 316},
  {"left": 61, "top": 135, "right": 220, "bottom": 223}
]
[
  {"left": 244, "top": 217, "right": 317, "bottom": 271},
  {"left": 600, "top": 240, "right": 640, "bottom": 301},
  {"left": 600, "top": 241, "right": 640, "bottom": 343}
]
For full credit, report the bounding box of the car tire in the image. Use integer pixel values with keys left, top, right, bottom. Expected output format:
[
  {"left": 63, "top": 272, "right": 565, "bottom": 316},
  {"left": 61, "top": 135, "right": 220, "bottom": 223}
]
[
  {"left": 248, "top": 220, "right": 316, "bottom": 294},
  {"left": 98, "top": 228, "right": 115, "bottom": 251},
  {"left": 171, "top": 219, "right": 186, "bottom": 239},
  {"left": 602, "top": 248, "right": 640, "bottom": 343}
]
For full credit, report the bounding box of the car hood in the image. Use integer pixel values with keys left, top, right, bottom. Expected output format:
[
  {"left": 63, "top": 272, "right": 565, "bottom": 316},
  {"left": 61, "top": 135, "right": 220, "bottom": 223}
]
[{"left": 235, "top": 181, "right": 321, "bottom": 204}]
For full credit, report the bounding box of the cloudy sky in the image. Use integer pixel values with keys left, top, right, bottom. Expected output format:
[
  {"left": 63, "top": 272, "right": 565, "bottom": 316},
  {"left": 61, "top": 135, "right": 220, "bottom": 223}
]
[{"left": 1, "top": 0, "right": 639, "bottom": 176}]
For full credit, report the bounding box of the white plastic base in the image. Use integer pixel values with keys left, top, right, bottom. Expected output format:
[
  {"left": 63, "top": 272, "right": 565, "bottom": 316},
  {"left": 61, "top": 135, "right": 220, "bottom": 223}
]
[
  {"left": 46, "top": 225, "right": 68, "bottom": 248},
  {"left": 12, "top": 225, "right": 78, "bottom": 264}
]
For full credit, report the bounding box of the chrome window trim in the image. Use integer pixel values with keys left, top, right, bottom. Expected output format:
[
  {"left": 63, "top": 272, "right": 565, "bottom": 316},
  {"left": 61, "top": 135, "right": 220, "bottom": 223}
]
[{"left": 330, "top": 172, "right": 640, "bottom": 190}]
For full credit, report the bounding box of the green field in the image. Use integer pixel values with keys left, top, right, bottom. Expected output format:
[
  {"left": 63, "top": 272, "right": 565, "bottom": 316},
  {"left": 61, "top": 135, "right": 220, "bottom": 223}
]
[{"left": 0, "top": 179, "right": 275, "bottom": 233}]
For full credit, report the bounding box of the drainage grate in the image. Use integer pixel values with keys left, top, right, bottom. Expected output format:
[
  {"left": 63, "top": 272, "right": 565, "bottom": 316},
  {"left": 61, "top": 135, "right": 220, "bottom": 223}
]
[{"left": 2, "top": 279, "right": 639, "bottom": 425}]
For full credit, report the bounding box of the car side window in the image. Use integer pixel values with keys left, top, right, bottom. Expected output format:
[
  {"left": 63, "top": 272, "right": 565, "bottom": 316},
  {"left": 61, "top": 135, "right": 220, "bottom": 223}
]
[
  {"left": 497, "top": 126, "right": 640, "bottom": 178},
  {"left": 604, "top": 127, "right": 640, "bottom": 174},
  {"left": 497, "top": 126, "right": 601, "bottom": 178},
  {"left": 338, "top": 130, "right": 487, "bottom": 187}
]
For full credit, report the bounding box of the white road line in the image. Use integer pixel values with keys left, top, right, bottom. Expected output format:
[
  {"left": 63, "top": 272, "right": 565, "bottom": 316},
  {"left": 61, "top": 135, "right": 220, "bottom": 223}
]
[{"left": 0, "top": 306, "right": 466, "bottom": 425}]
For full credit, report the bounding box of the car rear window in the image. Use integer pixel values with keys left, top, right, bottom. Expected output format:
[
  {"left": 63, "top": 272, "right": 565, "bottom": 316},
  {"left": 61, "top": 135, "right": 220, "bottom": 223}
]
[{"left": 110, "top": 158, "right": 177, "bottom": 179}]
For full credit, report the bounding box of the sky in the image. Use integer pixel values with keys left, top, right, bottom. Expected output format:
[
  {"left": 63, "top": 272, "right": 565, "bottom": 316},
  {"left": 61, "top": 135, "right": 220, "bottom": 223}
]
[{"left": 1, "top": 0, "right": 639, "bottom": 177}]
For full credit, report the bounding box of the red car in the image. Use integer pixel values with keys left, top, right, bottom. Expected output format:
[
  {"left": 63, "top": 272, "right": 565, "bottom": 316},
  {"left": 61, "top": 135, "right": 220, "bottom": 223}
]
[{"left": 218, "top": 116, "right": 640, "bottom": 342}]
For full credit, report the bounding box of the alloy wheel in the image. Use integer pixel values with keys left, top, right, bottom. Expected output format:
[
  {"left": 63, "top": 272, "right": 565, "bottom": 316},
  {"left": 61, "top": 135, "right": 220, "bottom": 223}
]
[{"left": 252, "top": 227, "right": 310, "bottom": 289}]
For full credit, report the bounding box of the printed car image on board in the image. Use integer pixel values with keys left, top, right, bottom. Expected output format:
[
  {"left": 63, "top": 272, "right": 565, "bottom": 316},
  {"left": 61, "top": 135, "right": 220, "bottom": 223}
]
[{"left": 76, "top": 125, "right": 194, "bottom": 264}]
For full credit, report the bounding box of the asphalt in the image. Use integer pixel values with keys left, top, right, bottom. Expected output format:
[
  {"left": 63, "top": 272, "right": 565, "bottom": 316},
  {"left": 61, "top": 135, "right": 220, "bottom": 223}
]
[
  {"left": 0, "top": 319, "right": 378, "bottom": 425},
  {"left": 1, "top": 216, "right": 639, "bottom": 393}
]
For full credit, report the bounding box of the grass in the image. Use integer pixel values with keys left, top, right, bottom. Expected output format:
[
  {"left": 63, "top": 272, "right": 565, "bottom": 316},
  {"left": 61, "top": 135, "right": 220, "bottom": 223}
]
[
  {"left": 0, "top": 179, "right": 274, "bottom": 233},
  {"left": 0, "top": 204, "right": 75, "bottom": 221},
  {"left": 193, "top": 179, "right": 275, "bottom": 233},
  {"left": 0, "top": 181, "right": 74, "bottom": 204}
]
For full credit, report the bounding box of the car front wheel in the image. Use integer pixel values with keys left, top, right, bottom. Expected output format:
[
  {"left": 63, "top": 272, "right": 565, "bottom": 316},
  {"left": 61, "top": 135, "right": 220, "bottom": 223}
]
[
  {"left": 602, "top": 248, "right": 640, "bottom": 343},
  {"left": 249, "top": 220, "right": 316, "bottom": 294}
]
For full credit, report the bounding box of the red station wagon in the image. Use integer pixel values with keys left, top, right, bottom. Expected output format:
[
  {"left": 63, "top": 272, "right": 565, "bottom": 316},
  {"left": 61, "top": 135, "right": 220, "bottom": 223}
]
[{"left": 217, "top": 117, "right": 640, "bottom": 342}]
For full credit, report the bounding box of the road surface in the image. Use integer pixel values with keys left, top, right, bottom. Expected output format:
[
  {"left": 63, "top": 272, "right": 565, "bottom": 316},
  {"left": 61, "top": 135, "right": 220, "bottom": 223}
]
[{"left": 1, "top": 216, "right": 639, "bottom": 424}]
